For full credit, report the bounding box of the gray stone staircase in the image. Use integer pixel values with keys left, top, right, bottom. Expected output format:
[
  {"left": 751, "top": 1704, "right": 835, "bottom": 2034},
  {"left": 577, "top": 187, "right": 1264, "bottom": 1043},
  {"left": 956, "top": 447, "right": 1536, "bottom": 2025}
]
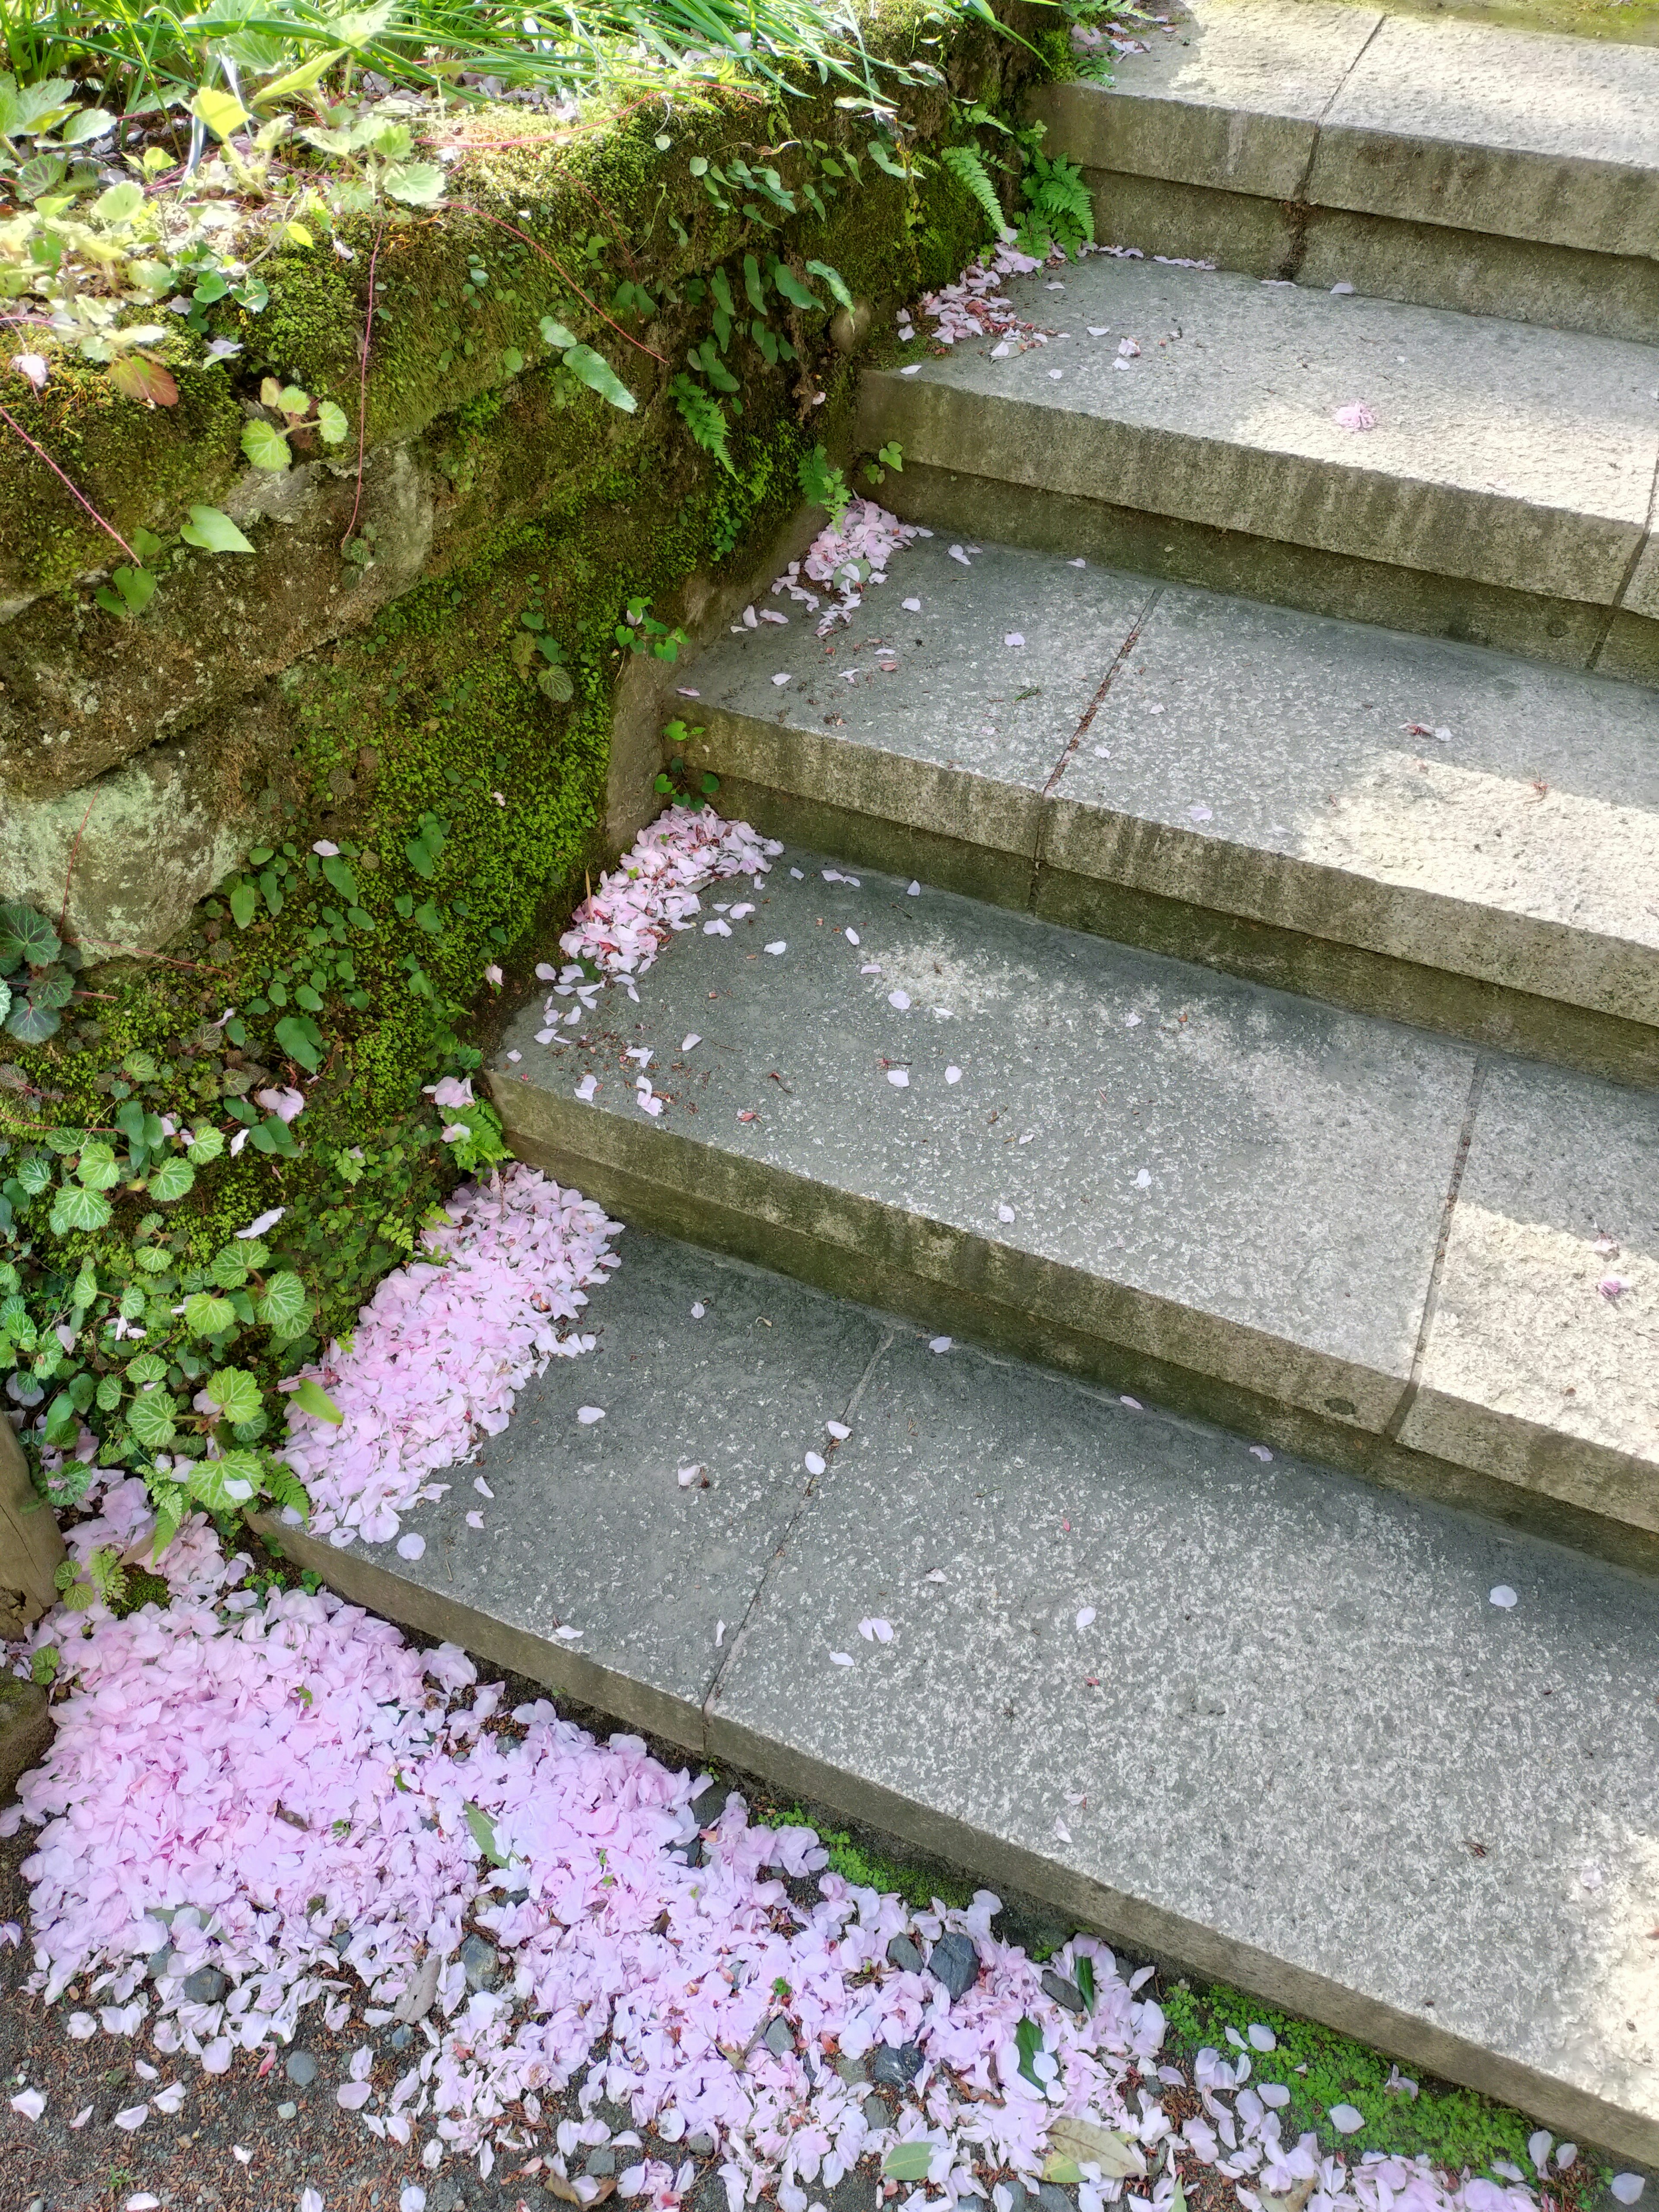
[{"left": 285, "top": 5, "right": 1659, "bottom": 2177}]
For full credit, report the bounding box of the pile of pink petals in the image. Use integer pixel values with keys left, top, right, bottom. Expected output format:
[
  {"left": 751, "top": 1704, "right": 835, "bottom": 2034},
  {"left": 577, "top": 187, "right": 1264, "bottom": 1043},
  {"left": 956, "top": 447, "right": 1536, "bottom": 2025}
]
[
  {"left": 773, "top": 500, "right": 923, "bottom": 636},
  {"left": 557, "top": 805, "right": 781, "bottom": 985},
  {"left": 918, "top": 239, "right": 1049, "bottom": 348},
  {"left": 4, "top": 1541, "right": 1560, "bottom": 2212},
  {"left": 280, "top": 1167, "right": 622, "bottom": 1551}
]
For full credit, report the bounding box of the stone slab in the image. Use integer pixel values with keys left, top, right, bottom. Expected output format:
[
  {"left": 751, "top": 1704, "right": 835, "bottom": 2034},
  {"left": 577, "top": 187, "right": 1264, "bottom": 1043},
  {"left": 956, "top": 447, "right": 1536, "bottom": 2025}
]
[
  {"left": 1028, "top": 1, "right": 1381, "bottom": 202},
  {"left": 1309, "top": 13, "right": 1659, "bottom": 258},
  {"left": 1398, "top": 1059, "right": 1659, "bottom": 1537},
  {"left": 0, "top": 1675, "right": 51, "bottom": 1804},
  {"left": 679, "top": 542, "right": 1659, "bottom": 1080},
  {"left": 709, "top": 1323, "right": 1659, "bottom": 2167},
  {"left": 267, "top": 1232, "right": 883, "bottom": 1749},
  {"left": 491, "top": 850, "right": 1471, "bottom": 1446},
  {"left": 1047, "top": 583, "right": 1659, "bottom": 1028},
  {"left": 688, "top": 536, "right": 1148, "bottom": 869},
  {"left": 857, "top": 258, "right": 1659, "bottom": 610}
]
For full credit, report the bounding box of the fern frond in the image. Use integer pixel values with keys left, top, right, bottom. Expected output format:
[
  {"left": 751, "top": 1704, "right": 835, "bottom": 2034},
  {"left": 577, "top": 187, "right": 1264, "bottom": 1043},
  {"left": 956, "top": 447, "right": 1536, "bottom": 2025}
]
[
  {"left": 671, "top": 374, "right": 736, "bottom": 478},
  {"left": 941, "top": 143, "right": 1008, "bottom": 242}
]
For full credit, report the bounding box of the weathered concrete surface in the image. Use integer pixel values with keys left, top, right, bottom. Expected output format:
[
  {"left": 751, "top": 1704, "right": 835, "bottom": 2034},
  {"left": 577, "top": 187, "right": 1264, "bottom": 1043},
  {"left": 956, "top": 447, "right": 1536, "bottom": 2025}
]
[
  {"left": 1398, "top": 1058, "right": 1659, "bottom": 1529},
  {"left": 493, "top": 851, "right": 1469, "bottom": 1449},
  {"left": 679, "top": 544, "right": 1659, "bottom": 1084},
  {"left": 858, "top": 260, "right": 1659, "bottom": 618},
  {"left": 262, "top": 1230, "right": 1659, "bottom": 2167},
  {"left": 0, "top": 1416, "right": 64, "bottom": 1643},
  {"left": 1034, "top": 0, "right": 1381, "bottom": 203},
  {"left": 0, "top": 1674, "right": 51, "bottom": 1805},
  {"left": 266, "top": 1235, "right": 881, "bottom": 1751},
  {"left": 1309, "top": 13, "right": 1659, "bottom": 258}
]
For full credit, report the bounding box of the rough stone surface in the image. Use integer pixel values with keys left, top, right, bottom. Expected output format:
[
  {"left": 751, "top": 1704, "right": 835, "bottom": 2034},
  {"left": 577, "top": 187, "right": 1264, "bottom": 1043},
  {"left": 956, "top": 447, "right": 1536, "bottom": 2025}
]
[
  {"left": 763, "top": 2015, "right": 797, "bottom": 2057},
  {"left": 493, "top": 848, "right": 1470, "bottom": 1448},
  {"left": 284, "top": 2050, "right": 318, "bottom": 2087},
  {"left": 870, "top": 2041, "right": 925, "bottom": 2088},
  {"left": 460, "top": 1933, "right": 499, "bottom": 1992},
  {"left": 0, "top": 1411, "right": 66, "bottom": 1642},
  {"left": 928, "top": 1929, "right": 979, "bottom": 2001},
  {"left": 182, "top": 1967, "right": 227, "bottom": 2005},
  {"left": 885, "top": 1933, "right": 925, "bottom": 1974},
  {"left": 1398, "top": 1058, "right": 1659, "bottom": 1532},
  {"left": 681, "top": 543, "right": 1659, "bottom": 1081},
  {"left": 0, "top": 1675, "right": 51, "bottom": 1805},
  {"left": 272, "top": 1231, "right": 1659, "bottom": 2163},
  {"left": 1041, "top": 1968, "right": 1087, "bottom": 2014},
  {"left": 858, "top": 258, "right": 1659, "bottom": 615}
]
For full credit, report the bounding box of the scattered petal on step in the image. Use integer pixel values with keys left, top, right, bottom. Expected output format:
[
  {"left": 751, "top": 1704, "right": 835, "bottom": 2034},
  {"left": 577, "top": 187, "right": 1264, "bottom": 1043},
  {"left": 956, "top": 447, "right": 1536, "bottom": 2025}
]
[
  {"left": 827, "top": 1421, "right": 851, "bottom": 1440},
  {"left": 998, "top": 1205, "right": 1015, "bottom": 1224},
  {"left": 1117, "top": 338, "right": 1140, "bottom": 358},
  {"left": 690, "top": 1302, "right": 706, "bottom": 1318},
  {"left": 1249, "top": 1445, "right": 1273, "bottom": 1463},
  {"left": 1331, "top": 281, "right": 1355, "bottom": 295},
  {"left": 771, "top": 673, "right": 792, "bottom": 687},
  {"left": 10, "top": 2088, "right": 44, "bottom": 2120},
  {"left": 677, "top": 1464, "right": 706, "bottom": 1488},
  {"left": 804, "top": 1451, "right": 826, "bottom": 1476},
  {"left": 908, "top": 880, "right": 921, "bottom": 895},
  {"left": 902, "top": 597, "right": 922, "bottom": 611},
  {"left": 930, "top": 1336, "right": 953, "bottom": 1354},
  {"left": 395, "top": 1533, "right": 425, "bottom": 1561},
  {"left": 1489, "top": 1585, "right": 1518, "bottom": 1609},
  {"left": 829, "top": 1652, "right": 854, "bottom": 1667},
  {"left": 577, "top": 1407, "right": 606, "bottom": 1425},
  {"left": 555, "top": 1625, "right": 584, "bottom": 1640},
  {"left": 575, "top": 1075, "right": 597, "bottom": 1102},
  {"left": 1054, "top": 1818, "right": 1073, "bottom": 1843},
  {"left": 765, "top": 941, "right": 787, "bottom": 955},
  {"left": 1120, "top": 1395, "right": 1142, "bottom": 1410},
  {"left": 845, "top": 928, "right": 860, "bottom": 945},
  {"left": 1047, "top": 369, "right": 1063, "bottom": 381},
  {"left": 1248, "top": 2024, "right": 1277, "bottom": 2051},
  {"left": 1599, "top": 1275, "right": 1631, "bottom": 1300},
  {"left": 1328, "top": 2105, "right": 1364, "bottom": 2135},
  {"left": 1610, "top": 2181, "right": 1644, "bottom": 2207},
  {"left": 1004, "top": 632, "right": 1026, "bottom": 647},
  {"left": 1580, "top": 1863, "right": 1603, "bottom": 1889},
  {"left": 1087, "top": 326, "right": 1110, "bottom": 337},
  {"left": 1075, "top": 1607, "right": 1095, "bottom": 1631},
  {"left": 1189, "top": 804, "right": 1213, "bottom": 823},
  {"left": 1529, "top": 2132, "right": 1554, "bottom": 2173},
  {"left": 949, "top": 545, "right": 972, "bottom": 566},
  {"left": 900, "top": 365, "right": 921, "bottom": 375},
  {"left": 1259, "top": 2086, "right": 1290, "bottom": 2110},
  {"left": 887, "top": 1069, "right": 909, "bottom": 1087},
  {"left": 1334, "top": 402, "right": 1375, "bottom": 431},
  {"left": 946, "top": 1066, "right": 962, "bottom": 1084},
  {"left": 1557, "top": 2147, "right": 1578, "bottom": 2171},
  {"left": 1135, "top": 1170, "right": 1152, "bottom": 1189}
]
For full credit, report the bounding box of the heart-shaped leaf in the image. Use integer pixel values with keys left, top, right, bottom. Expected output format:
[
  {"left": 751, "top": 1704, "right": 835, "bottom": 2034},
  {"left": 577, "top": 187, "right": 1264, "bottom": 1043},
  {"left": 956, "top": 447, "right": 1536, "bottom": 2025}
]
[
  {"left": 147, "top": 1156, "right": 195, "bottom": 1204},
  {"left": 241, "top": 419, "right": 291, "bottom": 473},
  {"left": 288, "top": 1376, "right": 343, "bottom": 1425},
  {"left": 179, "top": 505, "right": 253, "bottom": 554}
]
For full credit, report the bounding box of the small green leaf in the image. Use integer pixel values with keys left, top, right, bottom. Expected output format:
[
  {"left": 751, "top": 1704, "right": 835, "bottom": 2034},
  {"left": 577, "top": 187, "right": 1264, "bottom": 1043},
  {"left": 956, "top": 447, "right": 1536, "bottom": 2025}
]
[
  {"left": 274, "top": 1014, "right": 322, "bottom": 1073},
  {"left": 184, "top": 1290, "right": 235, "bottom": 1336},
  {"left": 187, "top": 1125, "right": 226, "bottom": 1166},
  {"left": 179, "top": 505, "right": 253, "bottom": 553},
  {"left": 254, "top": 1271, "right": 307, "bottom": 1335},
  {"left": 289, "top": 1376, "right": 343, "bottom": 1425},
  {"left": 205, "top": 1366, "right": 262, "bottom": 1424},
  {"left": 228, "top": 881, "right": 258, "bottom": 935},
  {"left": 464, "top": 1801, "right": 509, "bottom": 1865},
  {"left": 382, "top": 161, "right": 445, "bottom": 207},
  {"left": 242, "top": 419, "right": 291, "bottom": 474},
  {"left": 315, "top": 400, "right": 348, "bottom": 444},
  {"left": 501, "top": 347, "right": 524, "bottom": 375},
  {"left": 806, "top": 260, "right": 855, "bottom": 311},
  {"left": 771, "top": 264, "right": 821, "bottom": 312},
  {"left": 92, "top": 179, "right": 144, "bottom": 224},
  {"left": 50, "top": 1184, "right": 112, "bottom": 1234},
  {"left": 125, "top": 1351, "right": 168, "bottom": 1385},
  {"left": 882, "top": 2146, "right": 934, "bottom": 2181},
  {"left": 75, "top": 1140, "right": 121, "bottom": 1191},
  {"left": 147, "top": 1157, "right": 195, "bottom": 1204},
  {"left": 320, "top": 855, "right": 359, "bottom": 904},
  {"left": 1015, "top": 2015, "right": 1044, "bottom": 2088},
  {"left": 126, "top": 1388, "right": 178, "bottom": 1449},
  {"left": 190, "top": 86, "right": 248, "bottom": 142},
  {"left": 563, "top": 343, "right": 636, "bottom": 414},
  {"left": 539, "top": 315, "right": 577, "bottom": 350},
  {"left": 1042, "top": 2157, "right": 1084, "bottom": 2188},
  {"left": 536, "top": 663, "right": 575, "bottom": 703}
]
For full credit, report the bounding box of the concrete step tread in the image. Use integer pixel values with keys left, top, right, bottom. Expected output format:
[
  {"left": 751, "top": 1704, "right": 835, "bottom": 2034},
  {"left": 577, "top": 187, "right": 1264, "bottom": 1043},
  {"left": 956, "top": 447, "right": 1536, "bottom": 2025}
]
[
  {"left": 679, "top": 534, "right": 1659, "bottom": 1072},
  {"left": 1052, "top": 0, "right": 1659, "bottom": 255},
  {"left": 859, "top": 257, "right": 1659, "bottom": 620},
  {"left": 488, "top": 846, "right": 1659, "bottom": 1563},
  {"left": 264, "top": 1229, "right": 1659, "bottom": 2169}
]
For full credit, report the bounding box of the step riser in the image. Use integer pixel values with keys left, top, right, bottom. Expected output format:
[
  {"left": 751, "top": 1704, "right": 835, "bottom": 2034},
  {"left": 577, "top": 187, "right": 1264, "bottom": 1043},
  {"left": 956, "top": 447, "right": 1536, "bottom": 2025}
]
[
  {"left": 490, "top": 1083, "right": 1659, "bottom": 1577},
  {"left": 1068, "top": 165, "right": 1659, "bottom": 349},
  {"left": 684, "top": 758, "right": 1659, "bottom": 1090},
  {"left": 858, "top": 456, "right": 1659, "bottom": 688},
  {"left": 856, "top": 392, "right": 1659, "bottom": 688}
]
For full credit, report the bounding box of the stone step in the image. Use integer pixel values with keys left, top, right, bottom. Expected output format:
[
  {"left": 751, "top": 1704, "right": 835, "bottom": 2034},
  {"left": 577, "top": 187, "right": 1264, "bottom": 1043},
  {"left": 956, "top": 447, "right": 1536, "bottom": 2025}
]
[
  {"left": 1029, "top": 0, "right": 1659, "bottom": 343},
  {"left": 857, "top": 255, "right": 1659, "bottom": 685},
  {"left": 672, "top": 535, "right": 1659, "bottom": 1087},
  {"left": 487, "top": 848, "right": 1659, "bottom": 1572},
  {"left": 260, "top": 1228, "right": 1659, "bottom": 2171}
]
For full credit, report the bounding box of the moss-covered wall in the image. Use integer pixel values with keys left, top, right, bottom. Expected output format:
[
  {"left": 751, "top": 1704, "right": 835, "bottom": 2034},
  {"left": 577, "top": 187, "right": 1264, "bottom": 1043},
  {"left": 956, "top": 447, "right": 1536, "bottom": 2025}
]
[{"left": 0, "top": 3, "right": 1048, "bottom": 1519}]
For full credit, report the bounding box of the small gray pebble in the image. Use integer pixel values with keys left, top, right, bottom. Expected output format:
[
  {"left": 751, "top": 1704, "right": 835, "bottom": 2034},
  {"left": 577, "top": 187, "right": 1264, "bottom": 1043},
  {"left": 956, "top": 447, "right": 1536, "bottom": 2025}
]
[
  {"left": 27, "top": 2198, "right": 44, "bottom": 2212},
  {"left": 331, "top": 1929, "right": 352, "bottom": 1955},
  {"left": 1003, "top": 2186, "right": 1030, "bottom": 2212},
  {"left": 182, "top": 1966, "right": 227, "bottom": 2005},
  {"left": 285, "top": 2050, "right": 318, "bottom": 2087},
  {"left": 145, "top": 1946, "right": 174, "bottom": 1981},
  {"left": 686, "top": 2130, "right": 718, "bottom": 2157},
  {"left": 833, "top": 2053, "right": 867, "bottom": 2087},
  {"left": 763, "top": 2014, "right": 797, "bottom": 2058},
  {"left": 674, "top": 1838, "right": 706, "bottom": 1869},
  {"left": 927, "top": 1931, "right": 978, "bottom": 2003},
  {"left": 691, "top": 1783, "right": 731, "bottom": 1827},
  {"left": 1036, "top": 2186, "right": 1076, "bottom": 2212},
  {"left": 460, "top": 1931, "right": 499, "bottom": 1991},
  {"left": 1040, "top": 1969, "right": 1086, "bottom": 2015},
  {"left": 389, "top": 2023, "right": 413, "bottom": 2051},
  {"left": 870, "top": 2041, "right": 923, "bottom": 2088},
  {"left": 277, "top": 2101, "right": 298, "bottom": 2120},
  {"left": 585, "top": 2149, "right": 617, "bottom": 2177},
  {"left": 885, "top": 1935, "right": 925, "bottom": 1975},
  {"left": 862, "top": 2094, "right": 893, "bottom": 2129}
]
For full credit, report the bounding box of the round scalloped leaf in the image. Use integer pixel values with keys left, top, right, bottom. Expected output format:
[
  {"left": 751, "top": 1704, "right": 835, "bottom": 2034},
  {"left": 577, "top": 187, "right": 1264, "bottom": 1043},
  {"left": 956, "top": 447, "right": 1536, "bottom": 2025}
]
[
  {"left": 255, "top": 1271, "right": 307, "bottom": 1335},
  {"left": 0, "top": 901, "right": 61, "bottom": 970},
  {"left": 186, "top": 1125, "right": 226, "bottom": 1166},
  {"left": 315, "top": 400, "right": 348, "bottom": 444},
  {"left": 124, "top": 1351, "right": 168, "bottom": 1386},
  {"left": 49, "top": 1182, "right": 112, "bottom": 1234},
  {"left": 241, "top": 418, "right": 291, "bottom": 473},
  {"left": 205, "top": 1366, "right": 262, "bottom": 1425},
  {"left": 75, "top": 1140, "right": 121, "bottom": 1192},
  {"left": 29, "top": 963, "right": 74, "bottom": 1011},
  {"left": 6, "top": 996, "right": 62, "bottom": 1043},
  {"left": 183, "top": 1290, "right": 235, "bottom": 1337},
  {"left": 0, "top": 981, "right": 9, "bottom": 1028},
  {"left": 126, "top": 1388, "right": 178, "bottom": 1449},
  {"left": 147, "top": 1156, "right": 196, "bottom": 1204}
]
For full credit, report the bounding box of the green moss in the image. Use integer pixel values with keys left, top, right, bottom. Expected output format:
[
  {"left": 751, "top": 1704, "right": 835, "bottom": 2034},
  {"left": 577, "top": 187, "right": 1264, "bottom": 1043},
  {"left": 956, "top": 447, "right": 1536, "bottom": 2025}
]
[{"left": 1159, "top": 1979, "right": 1611, "bottom": 2189}]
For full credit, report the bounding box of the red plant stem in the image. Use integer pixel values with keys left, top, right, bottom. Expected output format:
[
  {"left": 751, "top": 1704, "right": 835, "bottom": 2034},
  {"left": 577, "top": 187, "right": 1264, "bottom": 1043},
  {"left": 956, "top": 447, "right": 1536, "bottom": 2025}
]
[
  {"left": 345, "top": 222, "right": 385, "bottom": 545},
  {"left": 450, "top": 201, "right": 666, "bottom": 363},
  {"left": 0, "top": 403, "right": 140, "bottom": 565}
]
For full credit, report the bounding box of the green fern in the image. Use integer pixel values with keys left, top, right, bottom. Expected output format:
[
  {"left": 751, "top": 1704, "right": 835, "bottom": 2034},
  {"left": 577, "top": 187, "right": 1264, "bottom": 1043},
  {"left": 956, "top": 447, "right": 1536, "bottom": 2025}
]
[
  {"left": 670, "top": 374, "right": 736, "bottom": 478},
  {"left": 1017, "top": 149, "right": 1095, "bottom": 259},
  {"left": 940, "top": 143, "right": 1007, "bottom": 242}
]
